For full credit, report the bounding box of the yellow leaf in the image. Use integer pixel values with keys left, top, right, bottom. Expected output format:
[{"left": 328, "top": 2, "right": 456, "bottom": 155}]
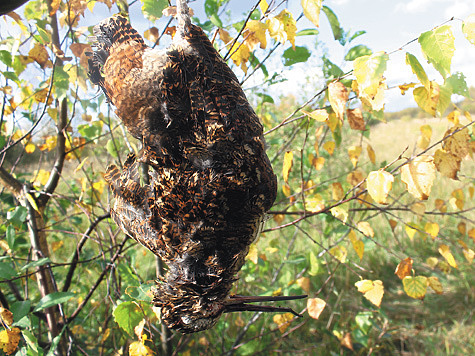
[
  {"left": 428, "top": 276, "right": 443, "bottom": 294},
  {"left": 39, "top": 135, "right": 57, "bottom": 151},
  {"left": 420, "top": 124, "right": 432, "bottom": 140},
  {"left": 399, "top": 82, "right": 417, "bottom": 95},
  {"left": 366, "top": 170, "right": 394, "bottom": 204},
  {"left": 306, "top": 194, "right": 324, "bottom": 212},
  {"left": 451, "top": 188, "right": 464, "bottom": 210},
  {"left": 29, "top": 43, "right": 50, "bottom": 69},
  {"left": 282, "top": 183, "right": 291, "bottom": 197},
  {"left": 410, "top": 202, "right": 426, "bottom": 217},
  {"left": 469, "top": 186, "right": 474, "bottom": 199},
  {"left": 447, "top": 110, "right": 460, "bottom": 124},
  {"left": 246, "top": 244, "right": 258, "bottom": 264},
  {"left": 469, "top": 228, "right": 475, "bottom": 242},
  {"left": 129, "top": 340, "right": 155, "bottom": 356},
  {"left": 347, "top": 108, "right": 366, "bottom": 130},
  {"left": 323, "top": 141, "right": 335, "bottom": 155},
  {"left": 230, "top": 42, "right": 251, "bottom": 73},
  {"left": 434, "top": 199, "right": 447, "bottom": 212},
  {"left": 273, "top": 312, "right": 295, "bottom": 333},
  {"left": 366, "top": 144, "right": 376, "bottom": 164},
  {"left": 134, "top": 319, "right": 146, "bottom": 340},
  {"left": 355, "top": 279, "right": 384, "bottom": 307},
  {"left": 417, "top": 135, "right": 430, "bottom": 150},
  {"left": 267, "top": 9, "right": 297, "bottom": 49},
  {"left": 33, "top": 169, "right": 51, "bottom": 187},
  {"left": 405, "top": 224, "right": 417, "bottom": 241},
  {"left": 301, "top": 0, "right": 323, "bottom": 27},
  {"left": 400, "top": 155, "right": 436, "bottom": 200},
  {"left": 348, "top": 145, "right": 362, "bottom": 167},
  {"left": 243, "top": 20, "right": 268, "bottom": 50},
  {"left": 303, "top": 109, "right": 328, "bottom": 122},
  {"left": 462, "top": 248, "right": 474, "bottom": 264},
  {"left": 0, "top": 308, "right": 13, "bottom": 327},
  {"left": 312, "top": 156, "right": 325, "bottom": 170},
  {"left": 328, "top": 81, "right": 348, "bottom": 121},
  {"left": 329, "top": 245, "right": 347, "bottom": 263},
  {"left": 351, "top": 238, "right": 364, "bottom": 260},
  {"left": 259, "top": 0, "right": 269, "bottom": 13},
  {"left": 51, "top": 240, "right": 64, "bottom": 253},
  {"left": 424, "top": 222, "right": 439, "bottom": 239},
  {"left": 326, "top": 112, "right": 339, "bottom": 132},
  {"left": 434, "top": 149, "right": 461, "bottom": 180},
  {"left": 438, "top": 244, "right": 458, "bottom": 269},
  {"left": 296, "top": 277, "right": 310, "bottom": 293},
  {"left": 235, "top": 315, "right": 245, "bottom": 327},
  {"left": 403, "top": 276, "right": 428, "bottom": 299},
  {"left": 426, "top": 257, "right": 439, "bottom": 269},
  {"left": 0, "top": 328, "right": 20, "bottom": 355},
  {"left": 144, "top": 27, "right": 159, "bottom": 43},
  {"left": 413, "top": 82, "right": 439, "bottom": 116},
  {"left": 92, "top": 179, "right": 107, "bottom": 195},
  {"left": 25, "top": 142, "right": 36, "bottom": 153},
  {"left": 442, "top": 124, "right": 471, "bottom": 160},
  {"left": 330, "top": 206, "right": 348, "bottom": 222},
  {"left": 357, "top": 221, "right": 374, "bottom": 238},
  {"left": 331, "top": 182, "right": 344, "bottom": 201},
  {"left": 458, "top": 222, "right": 466, "bottom": 235},
  {"left": 395, "top": 257, "right": 413, "bottom": 280},
  {"left": 282, "top": 151, "right": 293, "bottom": 183},
  {"left": 307, "top": 297, "right": 326, "bottom": 319},
  {"left": 273, "top": 214, "right": 285, "bottom": 224}
]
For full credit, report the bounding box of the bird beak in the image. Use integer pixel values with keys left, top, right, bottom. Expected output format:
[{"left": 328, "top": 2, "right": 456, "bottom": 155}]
[{"left": 223, "top": 294, "right": 307, "bottom": 317}]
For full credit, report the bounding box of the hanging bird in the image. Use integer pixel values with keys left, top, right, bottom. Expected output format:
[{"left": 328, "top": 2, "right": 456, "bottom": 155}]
[{"left": 89, "top": 0, "right": 305, "bottom": 333}]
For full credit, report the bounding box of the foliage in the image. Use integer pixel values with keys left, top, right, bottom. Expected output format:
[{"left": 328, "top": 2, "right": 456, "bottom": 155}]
[{"left": 0, "top": 0, "right": 474, "bottom": 355}]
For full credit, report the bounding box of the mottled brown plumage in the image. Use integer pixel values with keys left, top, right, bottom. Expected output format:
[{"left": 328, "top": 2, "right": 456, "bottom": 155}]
[{"left": 89, "top": 0, "right": 304, "bottom": 333}]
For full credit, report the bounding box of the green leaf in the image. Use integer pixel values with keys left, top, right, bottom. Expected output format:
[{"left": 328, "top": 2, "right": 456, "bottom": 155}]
[
  {"left": 349, "top": 30, "right": 366, "bottom": 43},
  {"left": 141, "top": 0, "right": 168, "bottom": 21},
  {"left": 7, "top": 206, "right": 28, "bottom": 227},
  {"left": 0, "top": 50, "right": 12, "bottom": 66},
  {"left": 345, "top": 45, "right": 372, "bottom": 61},
  {"left": 205, "top": 0, "right": 223, "bottom": 28},
  {"left": 53, "top": 66, "right": 69, "bottom": 99},
  {"left": 322, "top": 6, "right": 343, "bottom": 44},
  {"left": 406, "top": 52, "right": 430, "bottom": 89},
  {"left": 418, "top": 25, "right": 455, "bottom": 79},
  {"left": 437, "top": 83, "right": 452, "bottom": 116},
  {"left": 78, "top": 121, "right": 103, "bottom": 140},
  {"left": 257, "top": 93, "right": 274, "bottom": 104},
  {"left": 106, "top": 139, "right": 119, "bottom": 158},
  {"left": 11, "top": 300, "right": 32, "bottom": 324},
  {"left": 296, "top": 28, "right": 319, "bottom": 36},
  {"left": 113, "top": 301, "right": 144, "bottom": 335},
  {"left": 3, "top": 71, "right": 19, "bottom": 82},
  {"left": 308, "top": 251, "right": 321, "bottom": 276},
  {"left": 445, "top": 72, "right": 470, "bottom": 98},
  {"left": 6, "top": 225, "right": 15, "bottom": 249},
  {"left": 355, "top": 311, "right": 373, "bottom": 335},
  {"left": 301, "top": 0, "right": 323, "bottom": 28},
  {"left": 21, "top": 258, "right": 51, "bottom": 271},
  {"left": 283, "top": 46, "right": 311, "bottom": 66},
  {"left": 322, "top": 56, "right": 343, "bottom": 79},
  {"left": 403, "top": 276, "right": 428, "bottom": 300},
  {"left": 21, "top": 329, "right": 42, "bottom": 356},
  {"left": 0, "top": 262, "right": 18, "bottom": 279},
  {"left": 125, "top": 282, "right": 154, "bottom": 302},
  {"left": 462, "top": 13, "right": 475, "bottom": 45},
  {"left": 33, "top": 292, "right": 75, "bottom": 312}
]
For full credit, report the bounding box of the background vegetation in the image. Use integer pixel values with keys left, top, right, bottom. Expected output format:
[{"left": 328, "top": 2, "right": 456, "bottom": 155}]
[{"left": 0, "top": 0, "right": 474, "bottom": 355}]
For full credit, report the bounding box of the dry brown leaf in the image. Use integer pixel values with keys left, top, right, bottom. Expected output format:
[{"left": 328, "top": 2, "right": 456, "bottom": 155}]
[
  {"left": 395, "top": 257, "right": 413, "bottom": 279},
  {"left": 347, "top": 108, "right": 365, "bottom": 130},
  {"left": 434, "top": 149, "right": 461, "bottom": 180},
  {"left": 328, "top": 81, "right": 348, "bottom": 121}
]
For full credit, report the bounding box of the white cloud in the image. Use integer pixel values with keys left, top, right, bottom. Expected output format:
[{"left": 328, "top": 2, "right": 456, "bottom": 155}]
[{"left": 445, "top": 0, "right": 475, "bottom": 18}]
